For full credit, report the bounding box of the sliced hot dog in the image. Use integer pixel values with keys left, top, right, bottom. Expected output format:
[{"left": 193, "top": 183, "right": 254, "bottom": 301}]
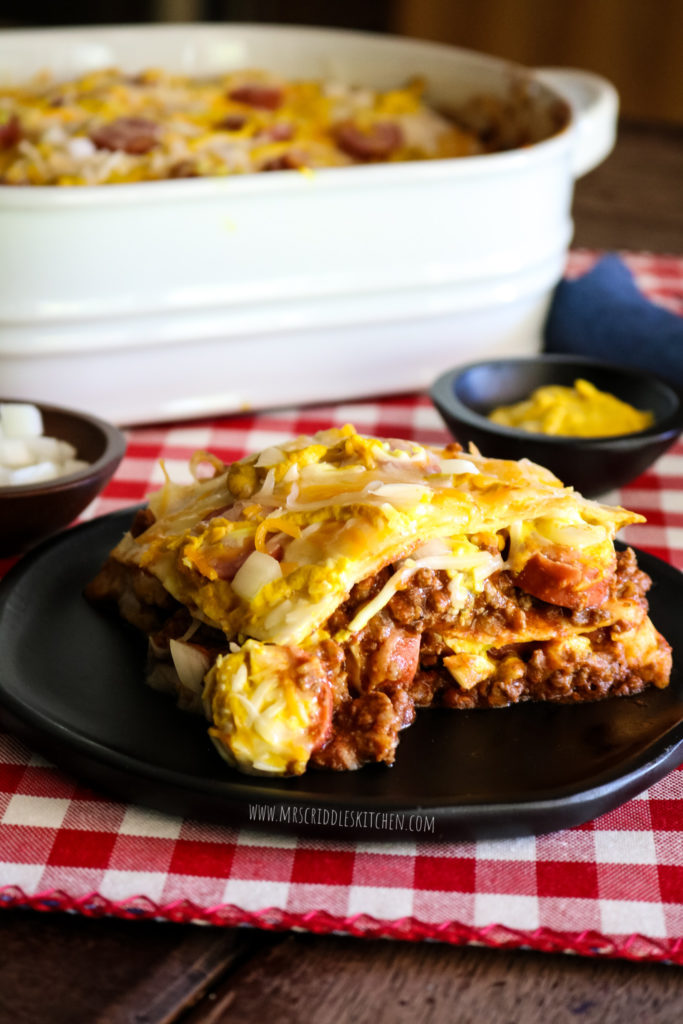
[
  {"left": 333, "top": 120, "right": 403, "bottom": 160},
  {"left": 0, "top": 115, "right": 21, "bottom": 150},
  {"left": 228, "top": 84, "right": 284, "bottom": 110},
  {"left": 515, "top": 551, "right": 610, "bottom": 610},
  {"left": 90, "top": 117, "right": 160, "bottom": 155}
]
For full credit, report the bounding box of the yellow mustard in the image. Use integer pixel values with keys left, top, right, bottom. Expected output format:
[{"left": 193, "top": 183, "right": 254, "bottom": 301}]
[{"left": 488, "top": 378, "right": 654, "bottom": 437}]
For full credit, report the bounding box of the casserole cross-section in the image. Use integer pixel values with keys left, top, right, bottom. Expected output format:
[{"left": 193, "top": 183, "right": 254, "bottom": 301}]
[{"left": 86, "top": 426, "right": 671, "bottom": 775}]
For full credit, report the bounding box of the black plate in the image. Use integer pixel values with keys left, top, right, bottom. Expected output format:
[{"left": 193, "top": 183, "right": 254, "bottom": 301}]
[{"left": 1, "top": 508, "right": 682, "bottom": 841}]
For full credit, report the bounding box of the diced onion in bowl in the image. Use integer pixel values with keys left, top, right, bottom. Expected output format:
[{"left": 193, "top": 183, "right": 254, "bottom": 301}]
[
  {"left": 0, "top": 403, "right": 43, "bottom": 439},
  {"left": 0, "top": 402, "right": 89, "bottom": 488}
]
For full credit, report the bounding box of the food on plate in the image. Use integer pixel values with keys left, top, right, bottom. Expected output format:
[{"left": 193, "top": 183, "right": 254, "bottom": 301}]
[
  {"left": 0, "top": 402, "right": 89, "bottom": 486},
  {"left": 0, "top": 68, "right": 483, "bottom": 185},
  {"left": 86, "top": 425, "right": 671, "bottom": 776},
  {"left": 488, "top": 378, "right": 655, "bottom": 437}
]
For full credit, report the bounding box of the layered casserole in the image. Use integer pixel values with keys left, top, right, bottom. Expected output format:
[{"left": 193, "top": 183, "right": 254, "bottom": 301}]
[{"left": 87, "top": 426, "right": 672, "bottom": 776}]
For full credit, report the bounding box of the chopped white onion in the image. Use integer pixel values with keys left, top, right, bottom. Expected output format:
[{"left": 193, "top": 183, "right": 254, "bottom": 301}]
[
  {"left": 10, "top": 461, "right": 60, "bottom": 485},
  {"left": 412, "top": 538, "right": 451, "bottom": 559},
  {"left": 255, "top": 446, "right": 285, "bottom": 468},
  {"left": 169, "top": 639, "right": 210, "bottom": 694},
  {"left": 0, "top": 439, "right": 33, "bottom": 468},
  {"left": 438, "top": 458, "right": 480, "bottom": 475},
  {"left": 263, "top": 597, "right": 294, "bottom": 632},
  {"left": 43, "top": 124, "right": 67, "bottom": 146},
  {"left": 285, "top": 482, "right": 300, "bottom": 507},
  {"left": 0, "top": 403, "right": 43, "bottom": 439},
  {"left": 253, "top": 468, "right": 276, "bottom": 499},
  {"left": 29, "top": 436, "right": 76, "bottom": 462},
  {"left": 66, "top": 135, "right": 96, "bottom": 159},
  {"left": 0, "top": 402, "right": 90, "bottom": 489},
  {"left": 231, "top": 550, "right": 283, "bottom": 601}
]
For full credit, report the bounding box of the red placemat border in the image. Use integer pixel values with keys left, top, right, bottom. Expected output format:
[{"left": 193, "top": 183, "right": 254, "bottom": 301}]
[{"left": 1, "top": 885, "right": 682, "bottom": 965}]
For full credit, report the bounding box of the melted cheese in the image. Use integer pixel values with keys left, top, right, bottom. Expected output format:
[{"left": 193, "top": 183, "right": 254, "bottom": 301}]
[{"left": 111, "top": 425, "right": 642, "bottom": 648}]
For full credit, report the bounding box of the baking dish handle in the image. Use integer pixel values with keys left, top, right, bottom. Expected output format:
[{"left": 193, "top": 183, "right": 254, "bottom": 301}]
[{"left": 535, "top": 67, "right": 619, "bottom": 179}]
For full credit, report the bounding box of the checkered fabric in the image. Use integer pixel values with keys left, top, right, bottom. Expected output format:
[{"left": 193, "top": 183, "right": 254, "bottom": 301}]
[{"left": 1, "top": 251, "right": 682, "bottom": 963}]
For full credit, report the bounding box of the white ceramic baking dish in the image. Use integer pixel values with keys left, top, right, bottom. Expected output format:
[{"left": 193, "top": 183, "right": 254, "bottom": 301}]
[{"left": 0, "top": 24, "right": 617, "bottom": 425}]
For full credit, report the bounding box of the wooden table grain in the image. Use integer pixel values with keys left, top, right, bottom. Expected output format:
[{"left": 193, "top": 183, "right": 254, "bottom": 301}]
[{"left": 1, "top": 119, "right": 682, "bottom": 1024}]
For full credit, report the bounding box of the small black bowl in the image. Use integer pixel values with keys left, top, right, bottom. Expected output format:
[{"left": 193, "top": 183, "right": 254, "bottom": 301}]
[
  {"left": 430, "top": 356, "right": 683, "bottom": 498},
  {"left": 0, "top": 399, "right": 127, "bottom": 556}
]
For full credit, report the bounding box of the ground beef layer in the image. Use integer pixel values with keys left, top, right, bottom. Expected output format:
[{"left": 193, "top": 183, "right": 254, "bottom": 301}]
[{"left": 87, "top": 546, "right": 672, "bottom": 773}]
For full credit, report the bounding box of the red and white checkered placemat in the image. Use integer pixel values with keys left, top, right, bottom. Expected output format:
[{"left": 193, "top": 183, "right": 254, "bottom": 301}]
[{"left": 1, "top": 251, "right": 683, "bottom": 963}]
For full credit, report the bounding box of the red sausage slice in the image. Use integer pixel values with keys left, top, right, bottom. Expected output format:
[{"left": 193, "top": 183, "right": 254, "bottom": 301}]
[
  {"left": 0, "top": 115, "right": 21, "bottom": 150},
  {"left": 514, "top": 552, "right": 610, "bottom": 610},
  {"left": 259, "top": 122, "right": 294, "bottom": 142},
  {"left": 90, "top": 117, "right": 160, "bottom": 155},
  {"left": 261, "top": 151, "right": 304, "bottom": 172},
  {"left": 216, "top": 114, "right": 248, "bottom": 131},
  {"left": 333, "top": 120, "right": 403, "bottom": 161},
  {"left": 228, "top": 84, "right": 284, "bottom": 110}
]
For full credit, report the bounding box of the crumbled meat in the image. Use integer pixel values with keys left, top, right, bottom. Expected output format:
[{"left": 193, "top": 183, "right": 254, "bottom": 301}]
[
  {"left": 406, "top": 668, "right": 445, "bottom": 707},
  {"left": 311, "top": 691, "right": 404, "bottom": 771},
  {"left": 388, "top": 568, "right": 452, "bottom": 624},
  {"left": 85, "top": 557, "right": 176, "bottom": 633},
  {"left": 89, "top": 533, "right": 667, "bottom": 774},
  {"left": 441, "top": 622, "right": 670, "bottom": 710},
  {"left": 342, "top": 609, "right": 421, "bottom": 699},
  {"left": 316, "top": 638, "right": 349, "bottom": 708}
]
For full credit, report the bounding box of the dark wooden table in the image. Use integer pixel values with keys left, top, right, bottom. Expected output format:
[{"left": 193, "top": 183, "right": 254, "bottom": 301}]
[{"left": 1, "top": 119, "right": 683, "bottom": 1024}]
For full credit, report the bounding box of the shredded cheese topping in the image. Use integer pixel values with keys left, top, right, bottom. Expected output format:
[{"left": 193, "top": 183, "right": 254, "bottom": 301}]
[
  {"left": 0, "top": 69, "right": 482, "bottom": 185},
  {"left": 117, "top": 424, "right": 642, "bottom": 649}
]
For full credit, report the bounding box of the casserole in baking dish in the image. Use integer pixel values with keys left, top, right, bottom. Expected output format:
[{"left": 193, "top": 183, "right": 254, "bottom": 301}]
[{"left": 0, "top": 24, "right": 617, "bottom": 424}]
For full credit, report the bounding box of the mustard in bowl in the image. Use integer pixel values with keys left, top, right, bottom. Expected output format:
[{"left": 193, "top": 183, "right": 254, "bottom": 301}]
[
  {"left": 430, "top": 356, "right": 683, "bottom": 497},
  {"left": 488, "top": 378, "right": 654, "bottom": 438}
]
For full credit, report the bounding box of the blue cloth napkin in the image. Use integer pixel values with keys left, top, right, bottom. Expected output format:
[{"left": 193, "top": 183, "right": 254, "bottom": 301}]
[{"left": 544, "top": 254, "right": 683, "bottom": 388}]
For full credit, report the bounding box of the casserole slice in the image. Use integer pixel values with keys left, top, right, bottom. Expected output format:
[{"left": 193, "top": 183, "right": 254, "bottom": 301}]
[{"left": 86, "top": 425, "right": 671, "bottom": 775}]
